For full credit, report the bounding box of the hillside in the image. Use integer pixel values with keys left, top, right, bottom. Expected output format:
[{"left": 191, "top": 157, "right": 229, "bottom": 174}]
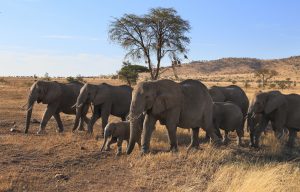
[{"left": 154, "top": 56, "right": 300, "bottom": 81}]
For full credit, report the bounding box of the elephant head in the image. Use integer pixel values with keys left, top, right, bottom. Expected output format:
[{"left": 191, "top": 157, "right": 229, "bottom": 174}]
[
  {"left": 126, "top": 81, "right": 179, "bottom": 154},
  {"left": 247, "top": 110, "right": 266, "bottom": 147},
  {"left": 100, "top": 123, "right": 116, "bottom": 151},
  {"left": 73, "top": 83, "right": 110, "bottom": 129},
  {"left": 25, "top": 81, "right": 61, "bottom": 133},
  {"left": 250, "top": 91, "right": 287, "bottom": 145}
]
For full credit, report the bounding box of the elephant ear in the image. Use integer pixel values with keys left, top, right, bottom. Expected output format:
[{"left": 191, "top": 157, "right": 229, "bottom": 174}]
[
  {"left": 152, "top": 93, "right": 176, "bottom": 115},
  {"left": 264, "top": 93, "right": 286, "bottom": 114},
  {"left": 44, "top": 82, "right": 62, "bottom": 104}
]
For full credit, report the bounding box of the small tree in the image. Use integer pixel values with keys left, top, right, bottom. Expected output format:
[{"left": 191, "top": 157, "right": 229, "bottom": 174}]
[
  {"left": 43, "top": 72, "right": 51, "bottom": 81},
  {"left": 118, "top": 62, "right": 149, "bottom": 86},
  {"left": 244, "top": 80, "right": 250, "bottom": 89},
  {"left": 254, "top": 68, "right": 278, "bottom": 88},
  {"left": 109, "top": 8, "right": 191, "bottom": 80}
]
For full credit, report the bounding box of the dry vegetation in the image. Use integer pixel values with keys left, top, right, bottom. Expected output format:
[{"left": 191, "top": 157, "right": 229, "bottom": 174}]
[{"left": 0, "top": 76, "right": 300, "bottom": 192}]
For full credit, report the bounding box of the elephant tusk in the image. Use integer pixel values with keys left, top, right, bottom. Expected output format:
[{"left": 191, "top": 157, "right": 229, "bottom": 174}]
[{"left": 71, "top": 104, "right": 77, "bottom": 109}]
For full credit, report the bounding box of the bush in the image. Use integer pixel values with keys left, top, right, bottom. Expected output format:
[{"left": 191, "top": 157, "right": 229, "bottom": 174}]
[
  {"left": 269, "top": 83, "right": 276, "bottom": 89},
  {"left": 244, "top": 80, "right": 250, "bottom": 89},
  {"left": 118, "top": 62, "right": 149, "bottom": 86},
  {"left": 66, "top": 75, "right": 85, "bottom": 83},
  {"left": 231, "top": 80, "right": 237, "bottom": 85}
]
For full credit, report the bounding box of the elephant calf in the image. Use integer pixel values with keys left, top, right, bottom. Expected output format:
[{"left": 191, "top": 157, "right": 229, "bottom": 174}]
[
  {"left": 100, "top": 121, "right": 141, "bottom": 155},
  {"left": 213, "top": 102, "right": 244, "bottom": 145}
]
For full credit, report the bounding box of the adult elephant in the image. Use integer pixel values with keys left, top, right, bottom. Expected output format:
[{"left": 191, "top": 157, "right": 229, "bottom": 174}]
[
  {"left": 209, "top": 85, "right": 249, "bottom": 121},
  {"left": 73, "top": 83, "right": 132, "bottom": 135},
  {"left": 25, "top": 80, "right": 89, "bottom": 134},
  {"left": 249, "top": 91, "right": 300, "bottom": 147},
  {"left": 126, "top": 79, "right": 221, "bottom": 155}
]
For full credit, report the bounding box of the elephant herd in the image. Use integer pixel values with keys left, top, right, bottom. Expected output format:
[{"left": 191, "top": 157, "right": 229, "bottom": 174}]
[{"left": 24, "top": 79, "right": 300, "bottom": 155}]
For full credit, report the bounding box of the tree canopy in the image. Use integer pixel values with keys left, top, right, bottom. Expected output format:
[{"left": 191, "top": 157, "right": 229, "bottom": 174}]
[
  {"left": 109, "top": 7, "right": 190, "bottom": 80},
  {"left": 118, "top": 62, "right": 149, "bottom": 86}
]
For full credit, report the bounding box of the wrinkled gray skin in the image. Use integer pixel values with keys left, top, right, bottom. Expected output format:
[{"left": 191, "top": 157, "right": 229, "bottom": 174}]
[
  {"left": 74, "top": 83, "right": 132, "bottom": 135},
  {"left": 127, "top": 79, "right": 221, "bottom": 155},
  {"left": 101, "top": 116, "right": 143, "bottom": 155},
  {"left": 209, "top": 85, "right": 249, "bottom": 122},
  {"left": 213, "top": 102, "right": 244, "bottom": 146},
  {"left": 247, "top": 107, "right": 266, "bottom": 148},
  {"left": 250, "top": 91, "right": 300, "bottom": 148},
  {"left": 25, "top": 80, "right": 89, "bottom": 134}
]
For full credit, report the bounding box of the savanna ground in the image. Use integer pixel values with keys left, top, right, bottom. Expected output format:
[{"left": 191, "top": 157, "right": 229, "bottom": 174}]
[{"left": 0, "top": 77, "right": 300, "bottom": 192}]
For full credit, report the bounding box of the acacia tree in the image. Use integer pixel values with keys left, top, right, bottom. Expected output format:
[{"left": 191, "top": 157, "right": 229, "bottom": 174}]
[
  {"left": 109, "top": 8, "right": 190, "bottom": 80},
  {"left": 254, "top": 68, "right": 278, "bottom": 88}
]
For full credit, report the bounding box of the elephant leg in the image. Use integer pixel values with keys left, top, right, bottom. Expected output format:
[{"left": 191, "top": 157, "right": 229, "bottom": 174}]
[
  {"left": 188, "top": 127, "right": 199, "bottom": 150},
  {"left": 106, "top": 137, "right": 118, "bottom": 151},
  {"left": 121, "top": 116, "right": 126, "bottom": 121},
  {"left": 203, "top": 113, "right": 222, "bottom": 145},
  {"left": 53, "top": 113, "right": 64, "bottom": 133},
  {"left": 141, "top": 114, "right": 156, "bottom": 154},
  {"left": 88, "top": 112, "right": 100, "bottom": 134},
  {"left": 236, "top": 127, "right": 244, "bottom": 146},
  {"left": 286, "top": 129, "right": 296, "bottom": 148},
  {"left": 166, "top": 123, "right": 178, "bottom": 152},
  {"left": 101, "top": 113, "right": 110, "bottom": 137},
  {"left": 78, "top": 105, "right": 89, "bottom": 131},
  {"left": 38, "top": 105, "right": 57, "bottom": 134},
  {"left": 223, "top": 130, "right": 230, "bottom": 144},
  {"left": 116, "top": 138, "right": 123, "bottom": 156}
]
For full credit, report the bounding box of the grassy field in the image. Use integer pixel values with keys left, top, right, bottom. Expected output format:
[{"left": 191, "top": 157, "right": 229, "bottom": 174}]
[{"left": 0, "top": 77, "right": 299, "bottom": 192}]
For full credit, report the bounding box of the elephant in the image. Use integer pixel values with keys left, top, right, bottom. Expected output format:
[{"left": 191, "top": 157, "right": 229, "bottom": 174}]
[
  {"left": 126, "top": 79, "right": 222, "bottom": 155},
  {"left": 25, "top": 80, "right": 89, "bottom": 134},
  {"left": 100, "top": 115, "right": 143, "bottom": 155},
  {"left": 249, "top": 91, "right": 300, "bottom": 147},
  {"left": 209, "top": 85, "right": 249, "bottom": 122},
  {"left": 213, "top": 102, "right": 244, "bottom": 145},
  {"left": 74, "top": 83, "right": 132, "bottom": 135}
]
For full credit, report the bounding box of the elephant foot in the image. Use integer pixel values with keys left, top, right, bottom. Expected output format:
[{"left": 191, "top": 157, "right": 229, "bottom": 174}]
[
  {"left": 116, "top": 151, "right": 122, "bottom": 156},
  {"left": 77, "top": 126, "right": 85, "bottom": 131},
  {"left": 223, "top": 138, "right": 230, "bottom": 145},
  {"left": 56, "top": 129, "right": 64, "bottom": 133},
  {"left": 104, "top": 147, "right": 111, "bottom": 151},
  {"left": 249, "top": 143, "right": 259, "bottom": 148},
  {"left": 211, "top": 139, "right": 223, "bottom": 147},
  {"left": 37, "top": 129, "right": 46, "bottom": 135},
  {"left": 169, "top": 146, "right": 178, "bottom": 153},
  {"left": 141, "top": 147, "right": 150, "bottom": 156}
]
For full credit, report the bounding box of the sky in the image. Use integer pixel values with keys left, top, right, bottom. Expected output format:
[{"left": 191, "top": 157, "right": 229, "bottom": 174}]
[{"left": 0, "top": 0, "right": 300, "bottom": 76}]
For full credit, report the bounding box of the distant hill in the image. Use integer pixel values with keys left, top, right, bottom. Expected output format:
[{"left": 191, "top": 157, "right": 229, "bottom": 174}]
[{"left": 155, "top": 56, "right": 300, "bottom": 80}]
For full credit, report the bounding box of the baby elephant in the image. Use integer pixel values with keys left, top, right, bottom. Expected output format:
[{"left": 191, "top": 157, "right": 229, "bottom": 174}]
[
  {"left": 100, "top": 121, "right": 141, "bottom": 155},
  {"left": 213, "top": 102, "right": 244, "bottom": 145}
]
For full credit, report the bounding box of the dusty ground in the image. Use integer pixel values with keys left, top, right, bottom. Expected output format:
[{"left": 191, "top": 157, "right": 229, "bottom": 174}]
[{"left": 0, "top": 77, "right": 300, "bottom": 192}]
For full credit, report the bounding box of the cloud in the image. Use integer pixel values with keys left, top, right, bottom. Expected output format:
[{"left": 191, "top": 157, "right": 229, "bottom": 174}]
[
  {"left": 42, "top": 35, "right": 103, "bottom": 41},
  {"left": 0, "top": 51, "right": 122, "bottom": 76}
]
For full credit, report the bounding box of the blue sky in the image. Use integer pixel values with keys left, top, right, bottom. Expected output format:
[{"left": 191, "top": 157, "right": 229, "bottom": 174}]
[{"left": 1, "top": 0, "right": 300, "bottom": 76}]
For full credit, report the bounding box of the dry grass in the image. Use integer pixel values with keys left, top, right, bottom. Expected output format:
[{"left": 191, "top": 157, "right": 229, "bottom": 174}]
[{"left": 0, "top": 77, "right": 299, "bottom": 192}]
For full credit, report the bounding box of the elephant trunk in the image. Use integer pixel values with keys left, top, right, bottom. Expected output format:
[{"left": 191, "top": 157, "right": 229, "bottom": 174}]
[
  {"left": 126, "top": 95, "right": 145, "bottom": 155},
  {"left": 25, "top": 96, "right": 36, "bottom": 133},
  {"left": 73, "top": 105, "right": 83, "bottom": 131}
]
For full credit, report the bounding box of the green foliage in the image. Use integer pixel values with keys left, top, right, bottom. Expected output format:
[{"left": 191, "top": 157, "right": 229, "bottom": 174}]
[
  {"left": 118, "top": 62, "right": 149, "bottom": 86},
  {"left": 43, "top": 72, "right": 51, "bottom": 81},
  {"left": 269, "top": 83, "right": 276, "bottom": 89},
  {"left": 109, "top": 7, "right": 190, "bottom": 80},
  {"left": 254, "top": 68, "right": 278, "bottom": 88},
  {"left": 66, "top": 74, "right": 85, "bottom": 83}
]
